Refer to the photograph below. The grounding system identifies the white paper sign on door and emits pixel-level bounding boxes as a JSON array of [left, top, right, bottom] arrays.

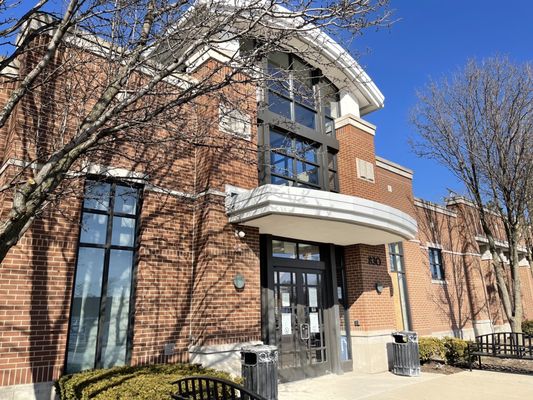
[[308, 287, 318, 308], [309, 312, 320, 333], [281, 313, 292, 335], [282, 292, 290, 307]]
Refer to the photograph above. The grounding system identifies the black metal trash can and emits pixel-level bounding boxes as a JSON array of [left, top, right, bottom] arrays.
[[391, 331, 420, 377], [241, 344, 278, 400]]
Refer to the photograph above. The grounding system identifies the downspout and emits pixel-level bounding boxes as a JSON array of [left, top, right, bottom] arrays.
[[188, 128, 199, 346]]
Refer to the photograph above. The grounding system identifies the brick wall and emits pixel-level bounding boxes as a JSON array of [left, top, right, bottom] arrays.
[[0, 43, 262, 387], [0, 192, 80, 386], [336, 125, 379, 202], [405, 201, 533, 336], [343, 244, 397, 332], [375, 166, 415, 217]]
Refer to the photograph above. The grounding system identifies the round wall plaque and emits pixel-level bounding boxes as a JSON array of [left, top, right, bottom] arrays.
[[233, 274, 245, 289]]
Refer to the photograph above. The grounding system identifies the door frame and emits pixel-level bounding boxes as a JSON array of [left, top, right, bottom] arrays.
[[260, 235, 343, 380]]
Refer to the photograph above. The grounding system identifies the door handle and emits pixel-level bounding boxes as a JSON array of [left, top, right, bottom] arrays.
[[300, 323, 310, 340]]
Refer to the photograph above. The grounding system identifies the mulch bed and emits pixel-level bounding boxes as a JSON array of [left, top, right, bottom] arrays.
[[472, 357, 533, 375], [421, 361, 465, 375], [421, 358, 533, 375]]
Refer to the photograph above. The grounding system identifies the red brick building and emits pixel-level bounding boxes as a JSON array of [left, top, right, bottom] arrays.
[[1, 13, 532, 400]]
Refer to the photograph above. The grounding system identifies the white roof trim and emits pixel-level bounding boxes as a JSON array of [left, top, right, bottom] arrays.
[[205, 0, 384, 114], [334, 114, 376, 135], [375, 156, 413, 179], [414, 198, 457, 217], [475, 236, 528, 253]]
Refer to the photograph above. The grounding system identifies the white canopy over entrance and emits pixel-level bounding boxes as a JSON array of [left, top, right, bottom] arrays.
[[226, 185, 417, 246]]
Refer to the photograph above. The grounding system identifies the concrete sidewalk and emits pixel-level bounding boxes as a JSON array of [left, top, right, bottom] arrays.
[[278, 370, 533, 400]]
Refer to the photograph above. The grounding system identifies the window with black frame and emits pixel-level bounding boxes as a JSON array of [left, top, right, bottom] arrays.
[[335, 247, 351, 363], [389, 242, 404, 272], [66, 180, 141, 373], [261, 51, 340, 192], [429, 247, 445, 281], [269, 129, 321, 188]]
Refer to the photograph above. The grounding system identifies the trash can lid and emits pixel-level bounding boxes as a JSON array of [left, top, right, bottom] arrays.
[[392, 331, 418, 337], [241, 344, 278, 353]]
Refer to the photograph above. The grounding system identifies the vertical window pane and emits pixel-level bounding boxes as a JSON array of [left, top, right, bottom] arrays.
[[111, 217, 136, 247], [268, 91, 291, 120], [269, 130, 292, 153], [321, 80, 340, 118], [292, 59, 315, 108], [272, 240, 297, 259], [114, 186, 138, 215], [295, 138, 317, 163], [80, 213, 108, 245], [328, 170, 338, 192], [100, 250, 133, 368], [294, 103, 316, 130], [66, 248, 105, 373], [325, 117, 335, 135], [296, 161, 319, 185], [328, 152, 337, 170], [268, 63, 291, 97], [271, 152, 293, 178], [429, 248, 444, 280], [84, 182, 110, 211]]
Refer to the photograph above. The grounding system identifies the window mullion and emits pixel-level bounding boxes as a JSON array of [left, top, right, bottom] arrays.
[[94, 182, 116, 369]]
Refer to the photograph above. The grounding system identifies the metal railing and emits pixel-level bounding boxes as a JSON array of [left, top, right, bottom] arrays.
[[468, 332, 533, 370], [172, 376, 267, 400]]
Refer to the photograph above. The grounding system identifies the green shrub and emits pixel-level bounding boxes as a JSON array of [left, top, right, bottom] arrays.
[[55, 363, 238, 400], [418, 337, 445, 363], [522, 320, 533, 336], [443, 337, 470, 366]]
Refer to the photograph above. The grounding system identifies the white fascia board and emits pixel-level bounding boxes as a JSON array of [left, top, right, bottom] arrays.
[[281, 27, 384, 115], [414, 198, 457, 217], [375, 156, 413, 179], [20, 13, 195, 89], [334, 114, 376, 135], [226, 184, 417, 245], [475, 235, 528, 254]]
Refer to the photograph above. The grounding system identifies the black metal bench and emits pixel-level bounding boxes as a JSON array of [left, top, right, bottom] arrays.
[[468, 332, 533, 370], [172, 375, 267, 400]]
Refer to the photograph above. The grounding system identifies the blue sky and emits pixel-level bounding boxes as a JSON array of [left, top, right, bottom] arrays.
[[353, 0, 533, 203]]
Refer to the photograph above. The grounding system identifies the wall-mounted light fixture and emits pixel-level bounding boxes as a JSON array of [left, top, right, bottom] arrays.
[[233, 274, 246, 290], [235, 230, 246, 238], [375, 282, 384, 294]]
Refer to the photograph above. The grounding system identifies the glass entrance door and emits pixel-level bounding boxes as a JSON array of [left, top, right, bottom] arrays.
[[274, 268, 329, 381]]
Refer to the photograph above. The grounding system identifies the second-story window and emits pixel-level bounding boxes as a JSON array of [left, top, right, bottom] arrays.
[[260, 51, 341, 192], [268, 53, 318, 130], [270, 129, 320, 188], [429, 247, 445, 281]]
